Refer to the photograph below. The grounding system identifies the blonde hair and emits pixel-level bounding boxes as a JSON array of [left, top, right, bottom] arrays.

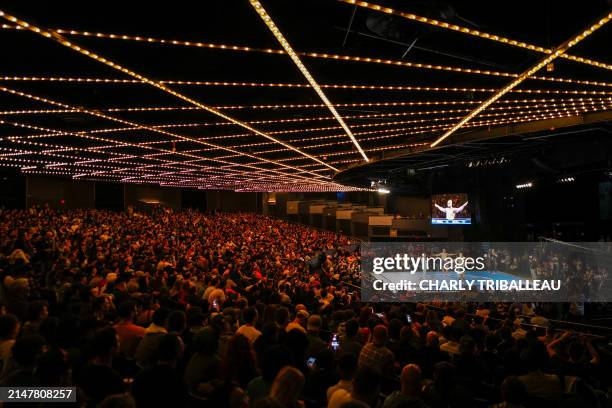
[[269, 366, 304, 407]]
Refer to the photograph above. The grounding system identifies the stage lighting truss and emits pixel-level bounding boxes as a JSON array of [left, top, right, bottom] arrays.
[[0, 2, 610, 191]]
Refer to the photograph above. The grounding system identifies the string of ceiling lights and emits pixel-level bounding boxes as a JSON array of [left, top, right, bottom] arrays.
[[1, 97, 610, 117], [2, 76, 611, 92], [1, 24, 609, 83]]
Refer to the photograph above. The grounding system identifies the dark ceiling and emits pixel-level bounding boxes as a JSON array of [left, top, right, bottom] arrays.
[[0, 0, 610, 191]]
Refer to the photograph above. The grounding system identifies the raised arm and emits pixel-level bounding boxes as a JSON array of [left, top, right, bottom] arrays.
[[456, 201, 469, 212], [581, 335, 600, 365], [434, 203, 446, 212], [547, 330, 572, 357]]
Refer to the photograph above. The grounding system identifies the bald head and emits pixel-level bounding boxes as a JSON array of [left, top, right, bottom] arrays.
[[372, 324, 388, 346], [401, 364, 422, 395], [426, 331, 439, 347], [307, 315, 322, 332]]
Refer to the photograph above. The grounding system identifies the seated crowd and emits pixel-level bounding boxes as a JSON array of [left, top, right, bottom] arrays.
[[0, 207, 610, 407]]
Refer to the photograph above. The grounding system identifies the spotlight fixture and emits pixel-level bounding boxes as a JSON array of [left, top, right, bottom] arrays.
[[557, 177, 575, 183], [516, 182, 534, 189], [370, 180, 389, 193], [467, 157, 509, 168]]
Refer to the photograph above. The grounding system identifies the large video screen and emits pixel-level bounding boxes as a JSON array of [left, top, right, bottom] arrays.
[[431, 193, 471, 225]]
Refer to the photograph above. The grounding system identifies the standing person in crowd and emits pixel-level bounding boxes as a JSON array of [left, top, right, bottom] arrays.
[[0, 314, 20, 378], [269, 366, 305, 408], [327, 353, 357, 402], [237, 306, 262, 344], [358, 325, 395, 373], [76, 327, 125, 406], [383, 364, 428, 408], [132, 334, 187, 408], [114, 301, 146, 358], [339, 319, 363, 357], [328, 365, 382, 408]]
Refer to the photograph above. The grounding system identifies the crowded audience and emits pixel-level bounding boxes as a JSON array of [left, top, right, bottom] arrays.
[[0, 206, 611, 407]]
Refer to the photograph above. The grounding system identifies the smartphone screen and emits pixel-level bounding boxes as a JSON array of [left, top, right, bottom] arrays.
[[406, 314, 412, 324], [307, 357, 316, 369], [331, 334, 340, 352]]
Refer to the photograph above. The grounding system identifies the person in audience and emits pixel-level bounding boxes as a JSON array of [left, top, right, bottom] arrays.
[[0, 314, 20, 377], [221, 333, 259, 389], [423, 361, 472, 408], [439, 326, 461, 356], [453, 335, 487, 385], [269, 366, 305, 408], [490, 376, 527, 408], [286, 309, 309, 334], [237, 306, 262, 344], [327, 353, 357, 402], [184, 326, 220, 392], [394, 324, 422, 368], [247, 345, 292, 405], [383, 363, 428, 408], [419, 331, 446, 379], [20, 300, 48, 337], [132, 333, 187, 408], [328, 365, 382, 408], [77, 327, 125, 406], [306, 315, 327, 359], [517, 342, 562, 402], [114, 301, 146, 358], [358, 324, 395, 373], [450, 309, 469, 337], [135, 308, 169, 368], [168, 310, 187, 336], [304, 348, 338, 404], [1, 335, 46, 386], [338, 319, 362, 357]]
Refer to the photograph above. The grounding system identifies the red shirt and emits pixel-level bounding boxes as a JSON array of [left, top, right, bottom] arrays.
[[114, 321, 146, 357]]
